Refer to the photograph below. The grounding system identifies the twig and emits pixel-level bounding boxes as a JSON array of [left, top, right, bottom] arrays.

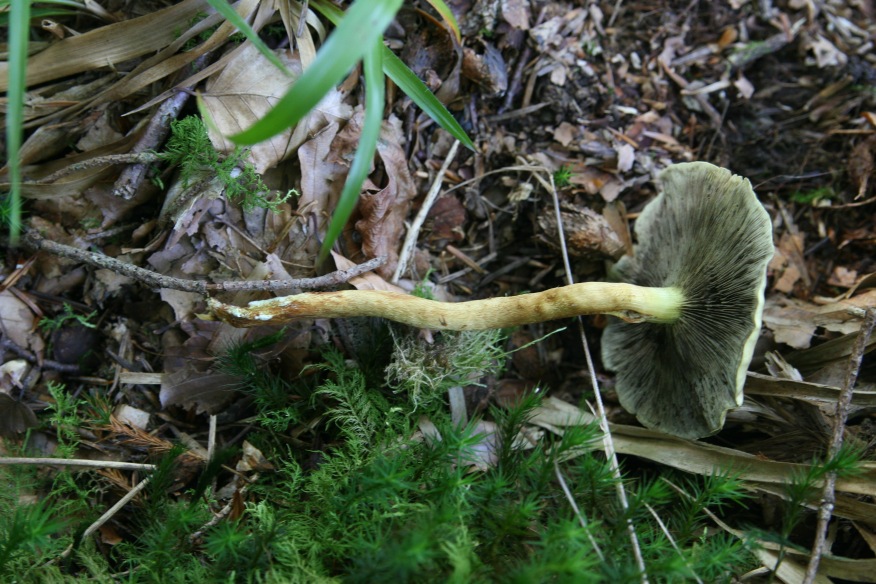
[[23, 229, 386, 294], [60, 476, 152, 559], [189, 474, 259, 543], [554, 459, 605, 561], [392, 139, 460, 283], [0, 457, 156, 471], [546, 171, 649, 583], [644, 502, 704, 584], [499, 44, 533, 114], [0, 337, 81, 373], [113, 56, 208, 200], [33, 153, 161, 184], [803, 308, 876, 584]]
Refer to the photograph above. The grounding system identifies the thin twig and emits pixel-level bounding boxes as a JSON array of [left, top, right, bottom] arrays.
[[545, 171, 649, 583], [0, 457, 156, 471], [803, 308, 876, 584], [60, 476, 152, 559], [34, 153, 162, 184], [189, 474, 259, 543], [392, 139, 460, 283], [644, 502, 704, 584], [114, 55, 208, 200], [554, 459, 605, 561], [0, 337, 81, 373], [23, 229, 386, 294]]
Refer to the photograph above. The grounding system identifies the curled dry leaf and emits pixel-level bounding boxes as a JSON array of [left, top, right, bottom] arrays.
[[461, 43, 508, 96]]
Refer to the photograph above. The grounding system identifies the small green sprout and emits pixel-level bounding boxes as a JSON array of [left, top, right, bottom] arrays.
[[553, 165, 573, 188], [39, 304, 97, 332]]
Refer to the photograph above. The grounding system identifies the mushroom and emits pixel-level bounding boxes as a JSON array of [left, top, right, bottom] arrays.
[[209, 162, 774, 439], [601, 162, 773, 438]]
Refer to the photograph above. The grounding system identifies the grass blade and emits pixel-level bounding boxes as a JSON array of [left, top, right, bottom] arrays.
[[230, 0, 402, 145], [310, 0, 473, 151], [203, 0, 292, 76], [318, 37, 385, 264], [421, 0, 461, 42], [382, 49, 474, 150], [4, 0, 30, 246]]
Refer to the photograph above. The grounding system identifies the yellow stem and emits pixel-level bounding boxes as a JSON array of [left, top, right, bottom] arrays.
[[209, 283, 684, 330]]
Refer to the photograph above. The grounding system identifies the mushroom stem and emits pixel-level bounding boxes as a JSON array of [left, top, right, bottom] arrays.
[[208, 283, 684, 330]]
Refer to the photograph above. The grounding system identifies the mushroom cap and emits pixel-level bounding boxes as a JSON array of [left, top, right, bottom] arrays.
[[601, 162, 774, 439]]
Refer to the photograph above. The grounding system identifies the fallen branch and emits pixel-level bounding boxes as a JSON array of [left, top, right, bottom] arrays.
[[23, 229, 386, 294]]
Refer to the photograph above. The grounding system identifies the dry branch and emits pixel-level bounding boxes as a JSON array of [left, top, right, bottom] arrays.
[[23, 229, 386, 294]]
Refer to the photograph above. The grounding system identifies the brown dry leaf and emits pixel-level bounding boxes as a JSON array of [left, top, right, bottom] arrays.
[[201, 44, 346, 174], [763, 289, 876, 349], [237, 441, 274, 472], [298, 121, 348, 233], [0, 290, 44, 353], [569, 167, 624, 202], [552, 122, 578, 146], [425, 195, 467, 244], [745, 372, 876, 410], [98, 525, 124, 546], [537, 206, 625, 260], [848, 135, 875, 199], [828, 266, 858, 288], [769, 232, 807, 294], [461, 43, 508, 96], [354, 116, 417, 279]]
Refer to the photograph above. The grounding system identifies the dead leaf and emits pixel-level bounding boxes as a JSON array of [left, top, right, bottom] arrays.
[[848, 135, 875, 199], [461, 43, 508, 96], [537, 206, 625, 260], [0, 291, 44, 353], [354, 116, 417, 279], [0, 393, 39, 436], [762, 293, 875, 349], [298, 121, 347, 235], [201, 44, 302, 173], [114, 404, 151, 430], [0, 0, 214, 91], [160, 368, 241, 415], [237, 441, 274, 472], [553, 122, 578, 146], [769, 232, 808, 294], [425, 195, 467, 244], [828, 266, 858, 288], [501, 0, 530, 29]]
